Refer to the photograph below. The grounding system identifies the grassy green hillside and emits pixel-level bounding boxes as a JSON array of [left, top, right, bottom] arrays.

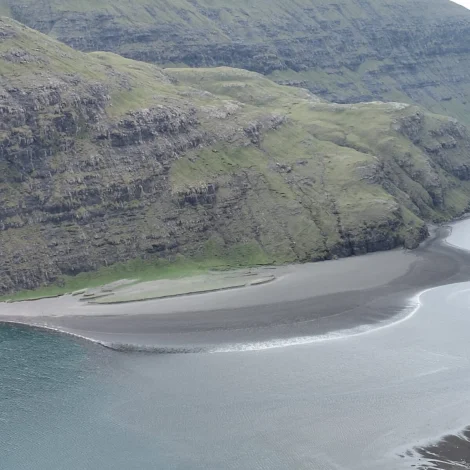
[[1, 17, 470, 295], [1, 0, 470, 123]]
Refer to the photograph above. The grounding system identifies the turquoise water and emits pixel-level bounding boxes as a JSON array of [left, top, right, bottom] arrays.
[[1, 325, 111, 468], [0, 325, 172, 469], [3, 220, 470, 469]]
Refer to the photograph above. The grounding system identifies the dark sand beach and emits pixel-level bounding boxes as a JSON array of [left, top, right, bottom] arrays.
[[2, 224, 470, 351]]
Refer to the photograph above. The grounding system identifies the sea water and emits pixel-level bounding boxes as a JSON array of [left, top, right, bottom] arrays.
[[3, 219, 470, 469]]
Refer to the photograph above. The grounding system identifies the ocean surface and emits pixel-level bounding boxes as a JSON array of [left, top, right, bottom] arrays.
[[2, 220, 470, 470]]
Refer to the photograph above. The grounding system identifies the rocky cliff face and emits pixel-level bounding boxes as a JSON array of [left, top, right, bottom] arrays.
[[2, 0, 470, 124], [1, 18, 470, 294]]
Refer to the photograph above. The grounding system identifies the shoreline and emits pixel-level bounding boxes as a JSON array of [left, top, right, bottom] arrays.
[[2, 223, 470, 351], [0, 289, 426, 354], [4, 221, 470, 470]]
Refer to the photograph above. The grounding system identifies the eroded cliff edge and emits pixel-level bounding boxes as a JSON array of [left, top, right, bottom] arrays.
[[1, 18, 470, 293]]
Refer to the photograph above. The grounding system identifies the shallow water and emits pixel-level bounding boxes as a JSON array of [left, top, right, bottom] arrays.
[[3, 221, 470, 469]]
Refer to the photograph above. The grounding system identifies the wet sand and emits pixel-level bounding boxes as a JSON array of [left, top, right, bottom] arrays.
[[2, 225, 470, 350], [415, 428, 470, 469]]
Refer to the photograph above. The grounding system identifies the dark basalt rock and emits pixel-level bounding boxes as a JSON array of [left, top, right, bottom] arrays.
[[0, 16, 470, 294]]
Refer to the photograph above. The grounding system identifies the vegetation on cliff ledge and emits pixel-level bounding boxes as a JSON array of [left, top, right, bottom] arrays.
[[1, 17, 470, 295]]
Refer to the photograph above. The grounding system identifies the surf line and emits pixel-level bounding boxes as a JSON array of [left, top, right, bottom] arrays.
[[0, 319, 106, 347], [0, 287, 435, 354], [208, 287, 434, 353], [104, 286, 436, 354]]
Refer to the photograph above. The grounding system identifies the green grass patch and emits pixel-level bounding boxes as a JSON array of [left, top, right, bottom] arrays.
[[0, 241, 275, 302]]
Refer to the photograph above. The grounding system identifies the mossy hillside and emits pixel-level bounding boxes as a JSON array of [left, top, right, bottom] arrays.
[[0, 20, 303, 294], [2, 19, 470, 295], [0, 20, 183, 108], [170, 68, 470, 223], [2, 0, 470, 126]]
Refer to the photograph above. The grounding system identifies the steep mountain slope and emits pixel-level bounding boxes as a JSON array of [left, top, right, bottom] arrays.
[[2, 0, 470, 124], [1, 17, 470, 293]]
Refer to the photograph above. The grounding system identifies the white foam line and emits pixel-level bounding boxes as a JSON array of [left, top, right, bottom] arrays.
[[0, 319, 105, 346], [0, 287, 434, 354], [208, 288, 434, 353]]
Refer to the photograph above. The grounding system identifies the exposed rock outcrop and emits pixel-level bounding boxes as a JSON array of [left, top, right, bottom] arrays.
[[1, 18, 470, 294]]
